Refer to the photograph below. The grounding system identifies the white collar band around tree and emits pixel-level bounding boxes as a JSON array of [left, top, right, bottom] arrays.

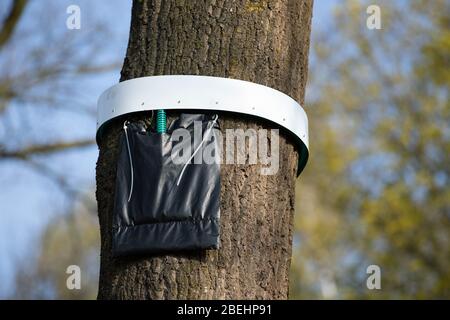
[[96, 75, 309, 175]]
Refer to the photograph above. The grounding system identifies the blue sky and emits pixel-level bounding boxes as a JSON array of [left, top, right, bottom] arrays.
[[0, 0, 337, 297]]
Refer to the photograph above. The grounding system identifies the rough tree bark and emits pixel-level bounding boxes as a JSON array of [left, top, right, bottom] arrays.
[[96, 0, 313, 299]]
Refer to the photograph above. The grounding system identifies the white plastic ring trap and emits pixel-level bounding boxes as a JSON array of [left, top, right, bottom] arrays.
[[97, 75, 309, 175]]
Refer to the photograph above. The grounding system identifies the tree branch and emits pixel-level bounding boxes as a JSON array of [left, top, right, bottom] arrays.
[[0, 0, 28, 49], [0, 139, 94, 159], [25, 159, 80, 198], [75, 62, 121, 74]]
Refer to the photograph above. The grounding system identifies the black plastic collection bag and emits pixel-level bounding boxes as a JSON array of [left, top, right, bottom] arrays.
[[112, 113, 221, 257]]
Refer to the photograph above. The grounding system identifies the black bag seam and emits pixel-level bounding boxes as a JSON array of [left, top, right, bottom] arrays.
[[112, 216, 219, 231]]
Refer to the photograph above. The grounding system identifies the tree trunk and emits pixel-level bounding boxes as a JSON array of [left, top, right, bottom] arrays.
[[96, 0, 313, 299]]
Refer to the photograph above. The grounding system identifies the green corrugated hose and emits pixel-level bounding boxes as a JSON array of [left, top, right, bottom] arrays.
[[156, 109, 166, 133]]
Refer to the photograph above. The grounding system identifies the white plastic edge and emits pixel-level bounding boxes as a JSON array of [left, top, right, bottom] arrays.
[[97, 75, 309, 152]]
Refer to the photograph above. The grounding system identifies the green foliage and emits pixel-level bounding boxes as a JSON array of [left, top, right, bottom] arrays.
[[290, 0, 450, 299]]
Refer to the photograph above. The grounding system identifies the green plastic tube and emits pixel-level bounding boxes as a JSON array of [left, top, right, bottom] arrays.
[[156, 109, 166, 133]]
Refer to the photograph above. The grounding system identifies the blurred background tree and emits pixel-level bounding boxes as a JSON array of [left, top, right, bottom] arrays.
[[290, 0, 450, 299], [12, 194, 99, 299], [1, 0, 449, 299], [0, 0, 128, 298]]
